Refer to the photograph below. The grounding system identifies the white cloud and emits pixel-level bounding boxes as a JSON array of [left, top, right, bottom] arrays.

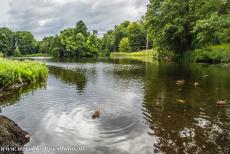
[[0, 0, 149, 40]]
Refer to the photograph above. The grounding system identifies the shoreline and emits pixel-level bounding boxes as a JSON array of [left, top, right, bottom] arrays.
[[0, 82, 28, 98]]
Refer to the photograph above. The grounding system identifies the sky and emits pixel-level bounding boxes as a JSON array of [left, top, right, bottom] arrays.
[[0, 0, 149, 40]]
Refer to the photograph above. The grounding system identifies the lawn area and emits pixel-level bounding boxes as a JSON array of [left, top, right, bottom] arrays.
[[110, 49, 158, 63]]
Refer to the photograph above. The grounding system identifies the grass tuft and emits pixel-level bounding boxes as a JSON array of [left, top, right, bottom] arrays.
[[0, 58, 48, 89]]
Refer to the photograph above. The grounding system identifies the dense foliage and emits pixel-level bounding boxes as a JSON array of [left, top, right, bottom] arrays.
[[15, 31, 36, 55], [184, 44, 230, 63], [0, 1, 229, 60], [101, 21, 148, 54], [0, 58, 48, 89], [145, 0, 230, 53], [0, 27, 15, 56], [37, 20, 101, 57]]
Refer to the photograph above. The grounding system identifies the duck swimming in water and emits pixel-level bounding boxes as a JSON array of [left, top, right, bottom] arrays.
[[92, 110, 101, 119]]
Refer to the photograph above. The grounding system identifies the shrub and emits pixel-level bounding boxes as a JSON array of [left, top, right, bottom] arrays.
[[184, 44, 230, 63]]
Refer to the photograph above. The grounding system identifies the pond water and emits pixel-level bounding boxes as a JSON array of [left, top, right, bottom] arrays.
[[1, 58, 230, 154]]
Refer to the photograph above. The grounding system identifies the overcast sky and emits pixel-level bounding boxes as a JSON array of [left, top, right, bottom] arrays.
[[0, 0, 149, 40]]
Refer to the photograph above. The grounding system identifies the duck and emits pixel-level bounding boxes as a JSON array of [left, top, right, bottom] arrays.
[[217, 99, 226, 106], [176, 80, 185, 85], [92, 110, 101, 119]]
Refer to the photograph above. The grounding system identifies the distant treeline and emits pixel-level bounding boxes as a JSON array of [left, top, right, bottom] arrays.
[[0, 0, 229, 58], [0, 20, 148, 57]]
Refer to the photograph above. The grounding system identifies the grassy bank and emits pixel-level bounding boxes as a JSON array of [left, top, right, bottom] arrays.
[[110, 49, 158, 63], [112, 45, 230, 64], [181, 44, 230, 63], [0, 58, 48, 91], [14, 53, 51, 58]]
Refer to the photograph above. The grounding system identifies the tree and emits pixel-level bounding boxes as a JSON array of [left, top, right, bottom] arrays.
[[0, 27, 15, 56], [145, 0, 192, 53], [60, 28, 76, 56], [145, 0, 230, 53], [113, 21, 130, 51], [192, 13, 230, 48], [191, 0, 230, 48], [15, 31, 36, 54], [119, 37, 130, 52], [86, 34, 100, 57], [101, 30, 114, 55], [75, 20, 88, 37], [127, 22, 146, 51], [75, 33, 87, 56]]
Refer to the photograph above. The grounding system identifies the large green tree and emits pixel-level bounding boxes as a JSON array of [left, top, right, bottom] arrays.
[[112, 21, 130, 52], [145, 0, 230, 53], [101, 30, 114, 55], [86, 33, 100, 57], [146, 0, 192, 53], [15, 31, 36, 54], [127, 22, 146, 51], [75, 20, 88, 37], [0, 27, 15, 56]]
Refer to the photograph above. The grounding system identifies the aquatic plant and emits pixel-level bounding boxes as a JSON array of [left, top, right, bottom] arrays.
[[0, 58, 48, 89]]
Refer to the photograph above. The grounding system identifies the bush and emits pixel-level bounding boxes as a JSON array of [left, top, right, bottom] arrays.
[[0, 58, 48, 89], [184, 44, 230, 63]]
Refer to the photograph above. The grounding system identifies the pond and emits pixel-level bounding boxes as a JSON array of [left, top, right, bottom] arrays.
[[1, 58, 230, 154]]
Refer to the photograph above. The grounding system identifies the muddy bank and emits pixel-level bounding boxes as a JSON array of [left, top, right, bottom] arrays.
[[0, 116, 30, 153]]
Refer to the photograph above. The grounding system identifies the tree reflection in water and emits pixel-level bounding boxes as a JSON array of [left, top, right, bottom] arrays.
[[143, 63, 230, 153]]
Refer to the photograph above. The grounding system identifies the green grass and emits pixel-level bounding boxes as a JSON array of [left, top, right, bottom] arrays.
[[110, 49, 158, 63], [0, 52, 4, 58], [183, 44, 230, 63], [0, 58, 48, 90], [15, 53, 51, 57]]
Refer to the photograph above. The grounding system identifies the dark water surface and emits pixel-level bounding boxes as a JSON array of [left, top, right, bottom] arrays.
[[1, 58, 230, 154]]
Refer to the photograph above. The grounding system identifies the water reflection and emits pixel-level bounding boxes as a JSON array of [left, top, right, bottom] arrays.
[[49, 66, 87, 93], [1, 59, 230, 154], [0, 83, 46, 110], [143, 63, 230, 153]]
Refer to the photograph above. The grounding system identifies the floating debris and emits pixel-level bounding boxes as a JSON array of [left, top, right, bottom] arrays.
[[176, 99, 185, 103], [92, 110, 101, 119], [217, 100, 226, 106], [194, 82, 199, 87], [176, 80, 185, 85]]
